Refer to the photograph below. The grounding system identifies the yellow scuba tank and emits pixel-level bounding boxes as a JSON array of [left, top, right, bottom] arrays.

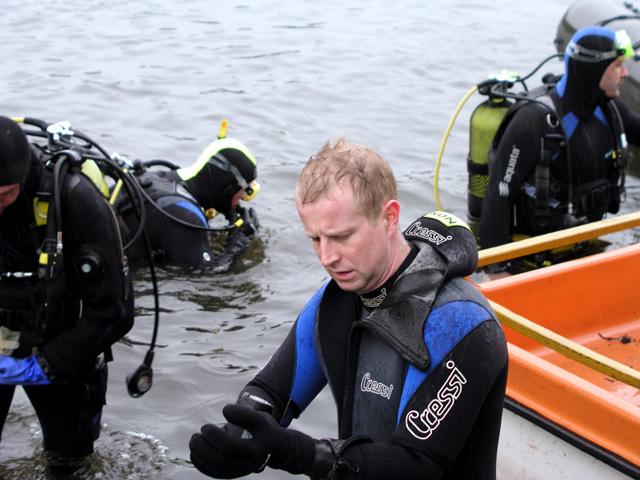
[[467, 96, 512, 221]]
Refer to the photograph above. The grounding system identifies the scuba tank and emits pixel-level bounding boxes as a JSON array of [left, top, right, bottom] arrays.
[[467, 95, 512, 221]]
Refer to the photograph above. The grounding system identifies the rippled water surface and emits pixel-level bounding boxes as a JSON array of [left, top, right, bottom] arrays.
[[3, 1, 640, 478]]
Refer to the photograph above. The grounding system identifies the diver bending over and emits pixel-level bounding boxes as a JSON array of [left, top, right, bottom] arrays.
[[114, 135, 260, 272], [0, 116, 134, 470]]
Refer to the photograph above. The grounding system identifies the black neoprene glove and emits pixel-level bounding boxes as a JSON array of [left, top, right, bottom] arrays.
[[235, 206, 259, 239], [206, 227, 251, 274], [189, 403, 318, 478]]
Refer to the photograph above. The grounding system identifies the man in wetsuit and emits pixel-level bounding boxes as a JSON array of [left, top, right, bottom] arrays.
[[114, 137, 260, 272], [0, 117, 134, 471], [479, 26, 640, 274], [190, 138, 508, 479]]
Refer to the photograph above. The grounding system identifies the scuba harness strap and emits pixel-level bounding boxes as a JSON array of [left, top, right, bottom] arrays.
[[605, 99, 628, 213], [533, 94, 564, 227], [35, 148, 118, 362], [37, 150, 75, 345]]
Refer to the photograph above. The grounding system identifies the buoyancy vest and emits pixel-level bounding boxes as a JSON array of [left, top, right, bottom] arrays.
[[488, 86, 628, 233], [0, 152, 119, 359]]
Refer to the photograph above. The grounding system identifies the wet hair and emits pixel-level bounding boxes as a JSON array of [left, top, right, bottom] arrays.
[[0, 116, 30, 187], [295, 137, 398, 221]]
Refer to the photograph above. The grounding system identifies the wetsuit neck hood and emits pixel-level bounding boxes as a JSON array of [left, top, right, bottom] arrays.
[[360, 241, 448, 370], [359, 244, 418, 310], [179, 139, 258, 214], [557, 26, 618, 119], [183, 161, 240, 214], [357, 211, 479, 369]]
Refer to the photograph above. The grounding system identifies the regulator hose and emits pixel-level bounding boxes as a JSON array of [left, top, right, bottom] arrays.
[[433, 85, 479, 211]]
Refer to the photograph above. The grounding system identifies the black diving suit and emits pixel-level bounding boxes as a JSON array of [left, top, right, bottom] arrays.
[[0, 148, 134, 459]]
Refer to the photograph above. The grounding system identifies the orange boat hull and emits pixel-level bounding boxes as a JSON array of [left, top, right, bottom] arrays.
[[476, 243, 640, 473]]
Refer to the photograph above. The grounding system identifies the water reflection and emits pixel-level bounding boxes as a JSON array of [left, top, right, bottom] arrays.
[[131, 234, 268, 315], [0, 406, 170, 480]]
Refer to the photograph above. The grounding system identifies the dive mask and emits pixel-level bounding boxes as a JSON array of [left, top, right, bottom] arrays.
[[209, 153, 260, 201], [567, 29, 635, 62]]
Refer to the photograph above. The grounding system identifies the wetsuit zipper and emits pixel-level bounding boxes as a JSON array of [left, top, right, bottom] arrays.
[[339, 323, 359, 439]]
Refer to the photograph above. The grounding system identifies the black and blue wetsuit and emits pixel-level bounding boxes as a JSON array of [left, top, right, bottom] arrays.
[[479, 95, 640, 252], [114, 138, 259, 271], [236, 225, 508, 478], [116, 168, 215, 267], [115, 168, 251, 271]]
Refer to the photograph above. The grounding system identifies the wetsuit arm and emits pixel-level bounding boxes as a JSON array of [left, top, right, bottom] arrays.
[[241, 286, 328, 425], [189, 288, 330, 478], [479, 105, 544, 255], [39, 176, 134, 381], [208, 206, 259, 273], [238, 326, 304, 423]]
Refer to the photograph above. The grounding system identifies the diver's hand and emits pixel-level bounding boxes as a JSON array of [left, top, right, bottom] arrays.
[[189, 404, 316, 478], [235, 206, 259, 239], [189, 417, 260, 479]]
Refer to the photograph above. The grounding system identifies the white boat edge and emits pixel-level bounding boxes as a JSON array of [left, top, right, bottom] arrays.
[[497, 408, 635, 479]]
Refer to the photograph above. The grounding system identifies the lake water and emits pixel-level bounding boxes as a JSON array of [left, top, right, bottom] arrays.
[[3, 1, 640, 478]]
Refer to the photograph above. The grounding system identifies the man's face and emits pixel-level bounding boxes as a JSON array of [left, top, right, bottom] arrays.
[[230, 188, 246, 208], [297, 184, 394, 294], [0, 184, 20, 215], [600, 58, 628, 98]]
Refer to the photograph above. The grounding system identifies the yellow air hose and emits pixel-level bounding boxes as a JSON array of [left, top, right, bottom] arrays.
[[433, 85, 478, 210]]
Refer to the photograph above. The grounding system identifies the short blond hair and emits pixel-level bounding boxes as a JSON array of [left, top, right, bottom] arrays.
[[295, 137, 398, 221]]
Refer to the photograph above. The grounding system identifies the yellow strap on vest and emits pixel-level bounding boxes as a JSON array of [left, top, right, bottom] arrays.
[[33, 197, 49, 227], [33, 159, 108, 226], [81, 160, 110, 197]]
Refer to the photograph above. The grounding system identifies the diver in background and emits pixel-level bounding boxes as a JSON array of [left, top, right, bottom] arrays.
[[479, 26, 640, 275], [114, 133, 260, 272]]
